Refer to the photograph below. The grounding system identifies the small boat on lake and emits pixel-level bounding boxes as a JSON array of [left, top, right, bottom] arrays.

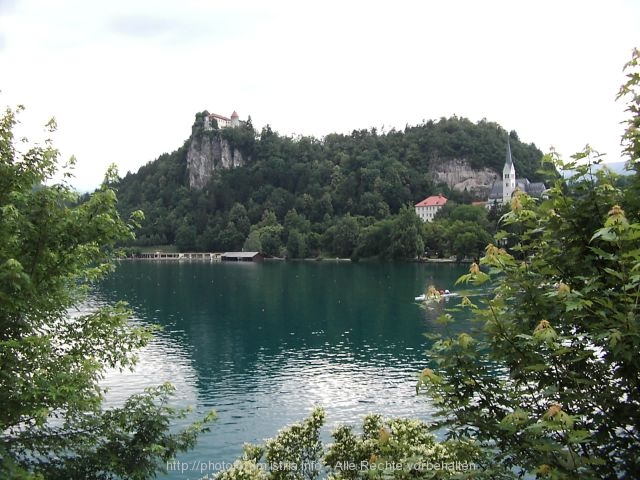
[[415, 286, 456, 302]]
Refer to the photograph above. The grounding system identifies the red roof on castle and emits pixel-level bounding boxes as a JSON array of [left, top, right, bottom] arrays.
[[231, 111, 239, 118], [415, 195, 448, 207]]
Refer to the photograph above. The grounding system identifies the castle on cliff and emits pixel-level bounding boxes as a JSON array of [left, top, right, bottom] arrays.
[[204, 111, 240, 130]]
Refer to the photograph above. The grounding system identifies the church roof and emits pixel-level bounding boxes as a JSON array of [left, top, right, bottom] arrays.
[[527, 182, 546, 196], [488, 178, 546, 200], [231, 111, 239, 118], [488, 182, 503, 199]]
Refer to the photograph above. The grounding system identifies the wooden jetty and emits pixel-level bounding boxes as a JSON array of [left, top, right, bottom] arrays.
[[125, 251, 264, 262], [129, 252, 223, 262]]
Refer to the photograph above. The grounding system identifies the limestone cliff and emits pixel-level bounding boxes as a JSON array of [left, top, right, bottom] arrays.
[[429, 159, 498, 197], [186, 133, 246, 189]]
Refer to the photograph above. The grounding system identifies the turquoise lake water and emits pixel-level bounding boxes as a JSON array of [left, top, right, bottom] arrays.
[[94, 261, 474, 479]]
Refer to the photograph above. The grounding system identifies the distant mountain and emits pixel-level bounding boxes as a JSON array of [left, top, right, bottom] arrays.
[[601, 161, 630, 175], [561, 161, 631, 178]]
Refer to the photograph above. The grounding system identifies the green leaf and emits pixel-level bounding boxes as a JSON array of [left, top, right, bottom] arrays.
[[591, 227, 617, 242], [568, 430, 592, 444], [524, 364, 549, 372], [589, 246, 615, 260], [604, 267, 624, 280]]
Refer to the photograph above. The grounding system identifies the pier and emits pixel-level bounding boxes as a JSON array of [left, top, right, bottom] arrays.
[[125, 251, 264, 262], [128, 252, 223, 261]]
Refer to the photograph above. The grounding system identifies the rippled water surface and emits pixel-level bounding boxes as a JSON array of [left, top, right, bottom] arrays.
[[95, 261, 471, 479]]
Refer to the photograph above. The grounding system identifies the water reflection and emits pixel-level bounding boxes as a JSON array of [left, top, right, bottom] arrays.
[[73, 297, 200, 409], [100, 334, 199, 409], [95, 261, 469, 478]]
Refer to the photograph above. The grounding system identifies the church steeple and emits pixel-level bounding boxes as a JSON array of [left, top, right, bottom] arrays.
[[505, 137, 513, 168], [502, 136, 516, 204]]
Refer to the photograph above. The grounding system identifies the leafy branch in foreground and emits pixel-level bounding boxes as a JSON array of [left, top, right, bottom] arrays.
[[212, 408, 508, 480], [0, 105, 214, 479], [418, 49, 640, 479]]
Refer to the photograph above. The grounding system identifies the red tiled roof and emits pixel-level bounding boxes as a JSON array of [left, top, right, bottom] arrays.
[[415, 195, 448, 207], [231, 111, 239, 118]]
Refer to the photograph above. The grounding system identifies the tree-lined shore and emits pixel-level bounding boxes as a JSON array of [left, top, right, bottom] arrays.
[[114, 116, 544, 260]]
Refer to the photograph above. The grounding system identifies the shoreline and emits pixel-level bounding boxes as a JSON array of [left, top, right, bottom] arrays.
[[119, 256, 471, 264], [119, 252, 472, 264]]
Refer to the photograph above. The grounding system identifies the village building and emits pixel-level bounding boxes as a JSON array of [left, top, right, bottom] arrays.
[[415, 194, 448, 222], [487, 139, 546, 207], [204, 111, 240, 130]]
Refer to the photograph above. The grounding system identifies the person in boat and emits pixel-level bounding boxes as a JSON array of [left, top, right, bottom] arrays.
[[426, 285, 440, 298]]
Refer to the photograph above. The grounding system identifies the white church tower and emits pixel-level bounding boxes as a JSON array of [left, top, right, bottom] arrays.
[[502, 138, 516, 204]]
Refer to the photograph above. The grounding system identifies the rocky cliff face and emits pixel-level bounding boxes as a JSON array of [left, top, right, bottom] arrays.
[[186, 133, 246, 189], [429, 159, 498, 197]]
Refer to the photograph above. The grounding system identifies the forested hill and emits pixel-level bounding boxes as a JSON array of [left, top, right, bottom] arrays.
[[115, 114, 544, 258]]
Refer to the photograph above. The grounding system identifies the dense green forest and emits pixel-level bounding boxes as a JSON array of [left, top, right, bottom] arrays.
[[115, 115, 545, 259]]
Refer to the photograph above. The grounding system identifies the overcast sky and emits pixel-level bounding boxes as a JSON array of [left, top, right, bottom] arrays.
[[1, 0, 638, 191]]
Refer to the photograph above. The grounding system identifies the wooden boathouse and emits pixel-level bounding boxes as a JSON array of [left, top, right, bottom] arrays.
[[220, 252, 264, 262]]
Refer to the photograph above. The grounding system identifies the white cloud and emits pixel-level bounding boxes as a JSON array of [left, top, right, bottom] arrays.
[[1, 0, 638, 191]]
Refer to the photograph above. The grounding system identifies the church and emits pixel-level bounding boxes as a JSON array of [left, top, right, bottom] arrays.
[[487, 139, 546, 207]]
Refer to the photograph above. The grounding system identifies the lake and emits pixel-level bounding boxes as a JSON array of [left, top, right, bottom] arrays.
[[94, 260, 472, 479]]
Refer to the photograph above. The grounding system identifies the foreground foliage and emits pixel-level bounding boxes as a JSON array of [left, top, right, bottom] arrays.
[[0, 107, 214, 479], [212, 408, 507, 480], [419, 49, 640, 479]]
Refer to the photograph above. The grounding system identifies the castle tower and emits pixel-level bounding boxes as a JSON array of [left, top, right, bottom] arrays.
[[502, 138, 516, 204], [231, 111, 240, 127]]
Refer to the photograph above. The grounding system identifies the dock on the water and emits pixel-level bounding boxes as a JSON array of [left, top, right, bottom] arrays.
[[126, 251, 264, 262], [129, 252, 223, 261]]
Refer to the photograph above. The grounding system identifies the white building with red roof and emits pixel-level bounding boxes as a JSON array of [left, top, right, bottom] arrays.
[[415, 194, 448, 222], [204, 110, 240, 130]]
